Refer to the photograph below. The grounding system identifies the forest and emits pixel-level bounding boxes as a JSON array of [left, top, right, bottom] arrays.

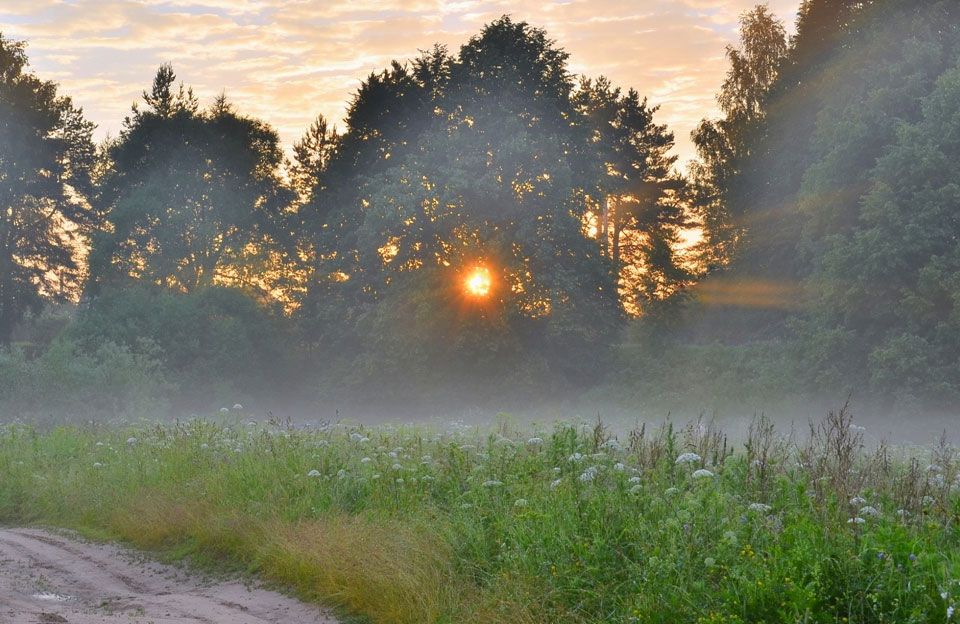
[[2, 0, 960, 420]]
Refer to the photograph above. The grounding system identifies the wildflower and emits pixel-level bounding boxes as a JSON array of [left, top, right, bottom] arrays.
[[391, 463, 403, 471], [514, 499, 528, 508], [482, 480, 503, 488], [848, 423, 866, 432], [526, 437, 544, 447], [923, 495, 935, 507], [553, 467, 562, 474], [692, 469, 715, 479], [897, 509, 911, 518], [396, 478, 404, 484], [421, 475, 434, 482], [748, 503, 772, 514], [219, 407, 230, 414], [628, 476, 642, 484], [307, 470, 321, 477], [316, 440, 329, 447], [613, 462, 626, 472], [93, 462, 103, 468], [337, 469, 347, 479], [579, 466, 600, 482], [200, 443, 209, 449], [233, 404, 243, 410], [389, 451, 398, 458], [849, 496, 867, 506], [629, 484, 642, 494], [126, 437, 137, 446], [675, 452, 701, 465], [550, 478, 563, 489], [848, 517, 866, 525], [928, 464, 943, 473], [601, 439, 621, 451], [350, 433, 363, 442], [568, 452, 584, 463], [704, 557, 716, 567], [859, 506, 881, 518], [372, 473, 381, 480], [949, 605, 955, 620], [664, 487, 680, 497]]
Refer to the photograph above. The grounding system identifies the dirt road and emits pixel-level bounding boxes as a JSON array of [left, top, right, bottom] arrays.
[[0, 528, 338, 624]]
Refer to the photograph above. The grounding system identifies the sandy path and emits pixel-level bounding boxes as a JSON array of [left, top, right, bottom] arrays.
[[0, 528, 338, 624]]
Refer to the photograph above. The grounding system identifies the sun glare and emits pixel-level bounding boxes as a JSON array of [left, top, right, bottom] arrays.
[[464, 266, 492, 298]]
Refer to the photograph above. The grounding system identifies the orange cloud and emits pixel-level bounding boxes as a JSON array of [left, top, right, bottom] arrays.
[[2, 0, 799, 165]]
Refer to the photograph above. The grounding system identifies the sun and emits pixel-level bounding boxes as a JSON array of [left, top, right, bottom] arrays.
[[464, 266, 492, 298]]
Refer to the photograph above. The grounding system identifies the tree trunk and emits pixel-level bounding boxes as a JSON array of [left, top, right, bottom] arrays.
[[599, 194, 609, 257]]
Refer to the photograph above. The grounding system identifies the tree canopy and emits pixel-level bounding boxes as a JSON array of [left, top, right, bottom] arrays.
[[0, 32, 96, 344]]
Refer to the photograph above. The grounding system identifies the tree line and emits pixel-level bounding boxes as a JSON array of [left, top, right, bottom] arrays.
[[3, 2, 960, 416]]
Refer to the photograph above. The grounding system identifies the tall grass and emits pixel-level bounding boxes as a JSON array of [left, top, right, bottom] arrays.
[[1, 406, 959, 623]]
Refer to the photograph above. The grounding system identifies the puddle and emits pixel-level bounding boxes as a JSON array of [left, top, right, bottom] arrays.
[[32, 592, 74, 602]]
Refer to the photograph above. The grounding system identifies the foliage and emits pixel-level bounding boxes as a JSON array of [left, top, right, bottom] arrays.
[[66, 285, 298, 409], [0, 32, 96, 344], [88, 65, 296, 299]]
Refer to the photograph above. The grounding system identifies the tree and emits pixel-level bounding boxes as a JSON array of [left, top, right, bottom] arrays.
[[691, 5, 787, 267], [89, 65, 294, 299], [297, 17, 624, 396], [0, 33, 96, 344], [576, 80, 689, 311]]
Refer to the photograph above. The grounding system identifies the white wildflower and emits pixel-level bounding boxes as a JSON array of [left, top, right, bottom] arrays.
[[748, 503, 772, 514], [126, 437, 137, 446], [514, 498, 528, 508], [692, 469, 715, 479], [628, 476, 642, 484], [675, 452, 701, 465], [307, 469, 321, 477], [849, 496, 867, 506], [613, 462, 626, 472], [579, 466, 600, 482], [482, 480, 503, 488], [93, 462, 103, 468], [219, 407, 230, 414], [392, 463, 403, 471], [665, 487, 680, 496], [361, 457, 372, 463], [526, 437, 544, 447], [233, 404, 243, 410], [550, 478, 563, 489], [859, 506, 881, 518], [568, 452, 584, 463], [337, 469, 347, 479], [848, 517, 866, 525], [629, 484, 642, 494]]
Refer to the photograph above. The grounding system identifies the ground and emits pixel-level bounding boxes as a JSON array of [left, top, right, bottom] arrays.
[[0, 528, 337, 624]]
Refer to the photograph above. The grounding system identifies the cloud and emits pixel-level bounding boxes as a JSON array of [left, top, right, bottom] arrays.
[[1, 0, 800, 165]]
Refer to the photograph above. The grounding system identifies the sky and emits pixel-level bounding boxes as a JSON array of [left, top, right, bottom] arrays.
[[1, 0, 799, 166]]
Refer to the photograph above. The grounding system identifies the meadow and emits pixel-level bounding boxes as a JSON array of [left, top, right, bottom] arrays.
[[1, 406, 959, 624]]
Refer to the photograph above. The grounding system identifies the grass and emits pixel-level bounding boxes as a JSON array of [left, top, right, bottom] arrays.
[[1, 405, 959, 623]]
